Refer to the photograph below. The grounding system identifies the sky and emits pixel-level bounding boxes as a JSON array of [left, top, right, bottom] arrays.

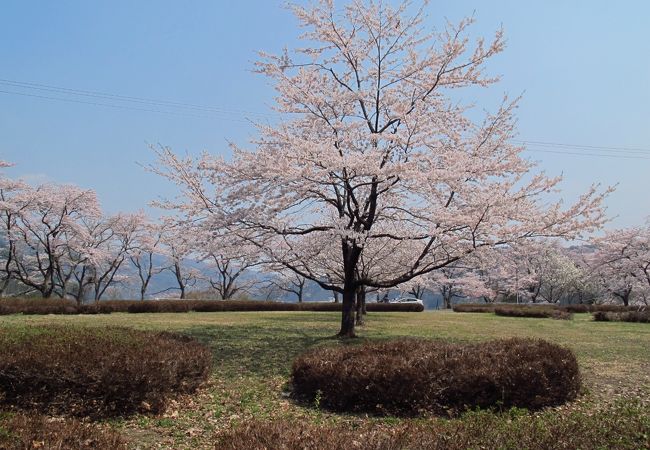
[[1, 0, 649, 228]]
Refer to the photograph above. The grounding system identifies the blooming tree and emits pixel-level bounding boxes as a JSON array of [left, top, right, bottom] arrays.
[[9, 183, 101, 298], [159, 222, 201, 299], [587, 226, 650, 306], [153, 0, 608, 336], [262, 267, 309, 302], [85, 213, 144, 302], [128, 220, 167, 300], [0, 162, 32, 296]]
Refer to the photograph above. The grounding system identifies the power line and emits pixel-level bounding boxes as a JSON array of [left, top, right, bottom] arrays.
[[0, 78, 274, 119], [523, 148, 650, 160], [0, 89, 251, 123], [515, 139, 650, 154], [2, 77, 647, 161]]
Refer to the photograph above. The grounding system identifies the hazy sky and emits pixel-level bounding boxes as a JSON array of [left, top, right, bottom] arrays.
[[1, 1, 649, 228]]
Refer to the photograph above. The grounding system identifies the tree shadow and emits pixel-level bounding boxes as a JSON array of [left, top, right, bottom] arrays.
[[183, 324, 338, 378]]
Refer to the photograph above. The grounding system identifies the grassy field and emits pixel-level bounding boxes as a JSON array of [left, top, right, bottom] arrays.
[[0, 310, 648, 448]]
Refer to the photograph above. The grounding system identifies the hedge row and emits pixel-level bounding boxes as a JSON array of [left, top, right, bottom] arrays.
[[452, 303, 497, 313], [494, 306, 573, 320], [593, 310, 650, 323], [0, 412, 126, 449], [0, 298, 424, 315], [0, 326, 212, 418], [291, 338, 580, 416], [214, 400, 650, 450], [454, 302, 646, 315], [564, 304, 647, 313]]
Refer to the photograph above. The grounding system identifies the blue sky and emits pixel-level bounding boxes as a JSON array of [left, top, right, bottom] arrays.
[[1, 1, 649, 228]]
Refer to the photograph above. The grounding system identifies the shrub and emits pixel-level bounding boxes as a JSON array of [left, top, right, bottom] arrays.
[[291, 338, 580, 416], [214, 400, 650, 450], [593, 310, 650, 323], [365, 302, 424, 312], [452, 303, 496, 313], [564, 304, 646, 313], [125, 300, 423, 314], [0, 298, 78, 315], [0, 326, 212, 418], [563, 304, 590, 313], [0, 412, 126, 449], [0, 298, 424, 315], [494, 305, 571, 320], [127, 300, 192, 313]]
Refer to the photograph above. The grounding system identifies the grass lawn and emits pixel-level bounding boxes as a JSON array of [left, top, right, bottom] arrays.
[[0, 310, 648, 448]]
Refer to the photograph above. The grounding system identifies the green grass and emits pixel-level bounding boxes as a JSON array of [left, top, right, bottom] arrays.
[[0, 310, 648, 448]]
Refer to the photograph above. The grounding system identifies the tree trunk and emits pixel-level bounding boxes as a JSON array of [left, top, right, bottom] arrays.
[[442, 287, 452, 309], [338, 240, 361, 338], [339, 285, 356, 337], [355, 286, 365, 326]]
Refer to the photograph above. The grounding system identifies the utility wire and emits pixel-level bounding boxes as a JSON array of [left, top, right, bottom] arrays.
[[0, 78, 273, 119], [0, 89, 251, 123], [2, 77, 648, 160], [515, 139, 650, 154], [523, 148, 650, 160]]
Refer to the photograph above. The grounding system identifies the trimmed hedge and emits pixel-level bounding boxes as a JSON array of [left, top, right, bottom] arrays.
[[127, 300, 424, 313], [291, 338, 580, 416], [0, 412, 126, 449], [494, 306, 573, 320], [0, 298, 423, 315], [565, 304, 647, 313], [214, 400, 650, 450], [454, 303, 646, 315], [452, 303, 496, 313], [0, 326, 212, 418], [593, 310, 650, 323], [0, 298, 79, 315]]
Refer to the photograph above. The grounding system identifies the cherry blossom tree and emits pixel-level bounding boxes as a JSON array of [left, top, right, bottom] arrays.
[[587, 227, 650, 306], [9, 183, 101, 298], [197, 231, 263, 300], [0, 162, 33, 296], [153, 0, 608, 336], [159, 223, 201, 299], [263, 267, 308, 302], [129, 220, 166, 300], [86, 213, 144, 302]]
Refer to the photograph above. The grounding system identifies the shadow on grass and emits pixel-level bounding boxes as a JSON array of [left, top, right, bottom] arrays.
[[183, 324, 339, 378]]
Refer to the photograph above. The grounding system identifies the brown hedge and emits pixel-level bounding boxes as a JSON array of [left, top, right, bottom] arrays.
[[494, 306, 573, 320], [452, 303, 497, 313], [0, 412, 126, 449], [127, 300, 423, 313], [0, 326, 212, 418], [291, 338, 580, 416], [593, 310, 650, 323], [565, 304, 646, 313], [214, 400, 650, 450], [0, 298, 79, 315], [0, 298, 423, 315]]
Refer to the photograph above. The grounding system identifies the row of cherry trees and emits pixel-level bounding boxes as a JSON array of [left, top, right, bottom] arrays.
[[399, 239, 650, 308], [2, 158, 648, 310], [0, 161, 265, 302]]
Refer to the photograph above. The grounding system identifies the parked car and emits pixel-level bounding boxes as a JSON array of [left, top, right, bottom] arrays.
[[390, 297, 424, 306]]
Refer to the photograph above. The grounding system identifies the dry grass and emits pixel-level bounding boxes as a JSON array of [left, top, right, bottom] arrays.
[[292, 338, 580, 415], [0, 326, 212, 418]]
